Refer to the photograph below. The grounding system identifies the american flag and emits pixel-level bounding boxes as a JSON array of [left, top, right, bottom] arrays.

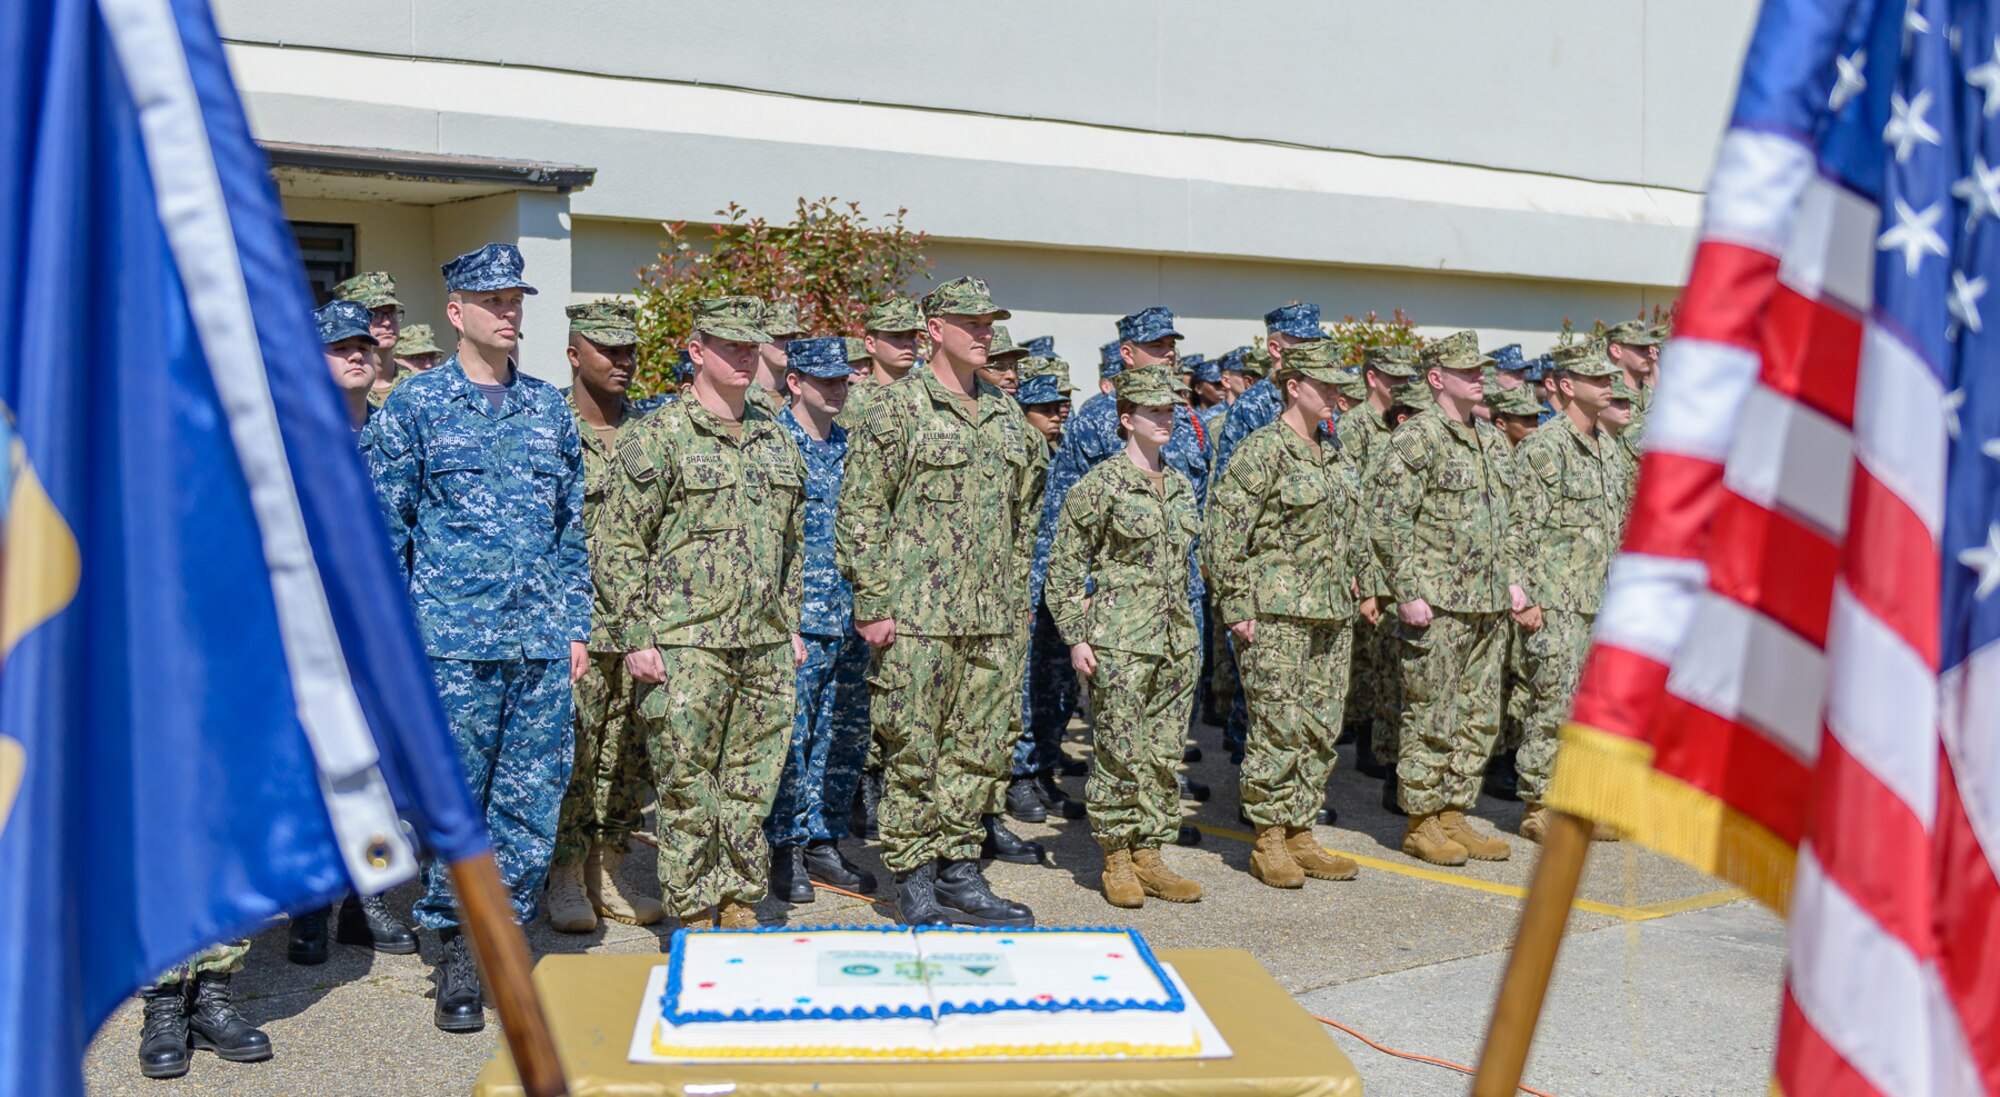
[[1545, 0, 2000, 1092]]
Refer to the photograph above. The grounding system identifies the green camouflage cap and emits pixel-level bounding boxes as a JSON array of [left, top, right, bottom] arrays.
[[1549, 340, 1622, 377], [988, 324, 1029, 359], [1419, 330, 1492, 372], [331, 271, 400, 310], [862, 296, 926, 333], [1604, 319, 1663, 347], [565, 299, 638, 347], [1488, 385, 1544, 418], [1648, 322, 1672, 345], [692, 296, 771, 344], [1333, 367, 1369, 401], [1112, 365, 1182, 406], [1240, 346, 1273, 379], [1275, 337, 1350, 383], [761, 300, 803, 339], [844, 336, 870, 364], [1609, 374, 1640, 402], [394, 322, 441, 357], [921, 275, 1012, 320], [1022, 354, 1076, 394], [1363, 343, 1421, 379]]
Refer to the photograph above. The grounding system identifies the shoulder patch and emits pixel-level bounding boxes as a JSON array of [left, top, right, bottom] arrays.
[[1523, 439, 1561, 484], [618, 437, 658, 482], [1390, 425, 1433, 470]]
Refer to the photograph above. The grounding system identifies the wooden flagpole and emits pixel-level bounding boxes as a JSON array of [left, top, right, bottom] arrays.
[[449, 853, 568, 1097], [1470, 809, 1595, 1097]]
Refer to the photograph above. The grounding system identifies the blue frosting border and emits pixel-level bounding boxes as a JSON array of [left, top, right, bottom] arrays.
[[658, 925, 1184, 1026]]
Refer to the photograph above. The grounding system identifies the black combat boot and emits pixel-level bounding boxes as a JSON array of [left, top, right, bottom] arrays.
[[934, 861, 1035, 927], [286, 907, 328, 966], [769, 844, 814, 903], [803, 839, 876, 894], [893, 863, 951, 926], [851, 768, 883, 841], [1483, 752, 1520, 801], [1175, 824, 1202, 847], [1178, 774, 1211, 803], [1355, 727, 1387, 778], [1059, 756, 1090, 778], [433, 928, 486, 1033], [1003, 776, 1048, 823], [187, 972, 271, 1063], [979, 814, 1046, 865], [337, 894, 417, 954], [1317, 798, 1339, 827], [136, 983, 191, 1079], [1032, 770, 1086, 820], [1183, 743, 1203, 764], [1382, 772, 1406, 816]]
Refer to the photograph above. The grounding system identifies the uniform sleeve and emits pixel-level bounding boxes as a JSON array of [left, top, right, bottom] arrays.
[[834, 399, 907, 622], [594, 429, 669, 651], [554, 408, 593, 644], [782, 446, 807, 633], [1374, 429, 1431, 608], [362, 401, 420, 585], [1510, 440, 1559, 606], [1201, 439, 1269, 628], [1043, 479, 1104, 648], [1030, 430, 1090, 608]]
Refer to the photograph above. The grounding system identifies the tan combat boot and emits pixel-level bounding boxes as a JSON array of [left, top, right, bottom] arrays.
[[717, 900, 760, 929], [1284, 828, 1359, 881], [1131, 848, 1202, 902], [1101, 849, 1144, 909], [679, 907, 716, 931], [1248, 825, 1306, 889], [590, 842, 665, 926], [543, 861, 596, 933], [1519, 805, 1549, 844], [1439, 810, 1510, 861], [1402, 813, 1470, 866]]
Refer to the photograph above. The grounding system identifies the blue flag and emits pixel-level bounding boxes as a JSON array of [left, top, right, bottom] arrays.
[[0, 0, 487, 1093]]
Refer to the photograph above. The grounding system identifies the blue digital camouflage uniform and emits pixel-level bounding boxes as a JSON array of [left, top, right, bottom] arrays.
[[766, 404, 872, 848], [365, 356, 590, 929]]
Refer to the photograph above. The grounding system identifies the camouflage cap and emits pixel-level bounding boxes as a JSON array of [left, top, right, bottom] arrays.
[[674, 349, 696, 383], [1522, 353, 1555, 383], [1117, 306, 1184, 344], [1022, 355, 1075, 394], [1419, 330, 1492, 372], [1099, 339, 1125, 379], [1333, 366, 1369, 401], [862, 296, 926, 333], [1489, 343, 1530, 372], [761, 300, 803, 339], [1604, 319, 1663, 347], [692, 296, 771, 344], [1362, 343, 1420, 379], [331, 271, 400, 310], [1241, 346, 1273, 379], [1275, 337, 1349, 383], [1186, 354, 1221, 385], [785, 336, 851, 379], [989, 324, 1029, 359], [1112, 365, 1182, 406], [1263, 302, 1325, 340], [395, 322, 442, 357], [844, 336, 871, 364], [1217, 347, 1247, 373], [565, 299, 638, 347], [1021, 336, 1055, 357], [921, 275, 1011, 319], [1015, 374, 1068, 406], [1609, 375, 1640, 402], [441, 242, 537, 295], [1488, 385, 1544, 418], [314, 299, 377, 346], [1549, 340, 1622, 378]]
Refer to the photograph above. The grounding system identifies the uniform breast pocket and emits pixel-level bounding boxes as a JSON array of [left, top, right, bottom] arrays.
[[1108, 500, 1161, 563], [914, 437, 968, 502], [425, 441, 487, 511], [678, 454, 740, 531], [1559, 476, 1605, 525], [1279, 474, 1326, 511]]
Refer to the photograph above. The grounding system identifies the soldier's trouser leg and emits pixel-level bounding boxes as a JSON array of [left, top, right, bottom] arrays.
[[768, 632, 871, 847], [1364, 615, 1403, 768], [554, 653, 650, 866], [1239, 617, 1352, 828], [1395, 612, 1504, 816], [984, 623, 1033, 813], [870, 633, 1012, 873], [1014, 603, 1076, 777], [152, 941, 251, 987], [414, 658, 574, 929], [1223, 639, 1250, 756], [1500, 621, 1528, 753], [1514, 611, 1594, 805], [1086, 645, 1199, 851], [643, 642, 793, 918]]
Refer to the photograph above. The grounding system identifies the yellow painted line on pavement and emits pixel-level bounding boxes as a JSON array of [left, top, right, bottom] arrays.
[[1187, 821, 1744, 923]]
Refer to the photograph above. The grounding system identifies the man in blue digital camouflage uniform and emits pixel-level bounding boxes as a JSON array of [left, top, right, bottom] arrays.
[[767, 336, 878, 904], [364, 242, 589, 1034]]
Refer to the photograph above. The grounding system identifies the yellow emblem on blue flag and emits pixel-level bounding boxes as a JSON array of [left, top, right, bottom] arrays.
[[0, 406, 80, 836]]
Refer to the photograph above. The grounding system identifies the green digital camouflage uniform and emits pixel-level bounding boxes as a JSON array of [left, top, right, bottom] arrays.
[[1335, 396, 1402, 767], [552, 301, 665, 868], [151, 942, 249, 988], [1373, 334, 1517, 817], [593, 299, 807, 919], [1044, 370, 1201, 851], [834, 278, 1040, 875], [1603, 321, 1661, 473], [1206, 348, 1368, 829]]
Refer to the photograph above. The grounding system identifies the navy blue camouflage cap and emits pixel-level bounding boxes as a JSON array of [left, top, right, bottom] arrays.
[[1523, 353, 1555, 383], [674, 349, 696, 383], [315, 299, 377, 346], [1116, 306, 1184, 344], [1099, 339, 1125, 379], [1263, 302, 1324, 340], [1021, 336, 1054, 357], [785, 336, 852, 379], [1218, 346, 1250, 373], [440, 242, 538, 294], [1186, 355, 1221, 385], [1015, 358, 1072, 406], [1489, 343, 1529, 372]]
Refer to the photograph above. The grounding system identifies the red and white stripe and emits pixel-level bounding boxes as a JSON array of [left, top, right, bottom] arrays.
[[1576, 121, 1995, 1094]]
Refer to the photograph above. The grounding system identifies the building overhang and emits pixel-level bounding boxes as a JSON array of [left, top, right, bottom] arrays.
[[261, 141, 596, 205]]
